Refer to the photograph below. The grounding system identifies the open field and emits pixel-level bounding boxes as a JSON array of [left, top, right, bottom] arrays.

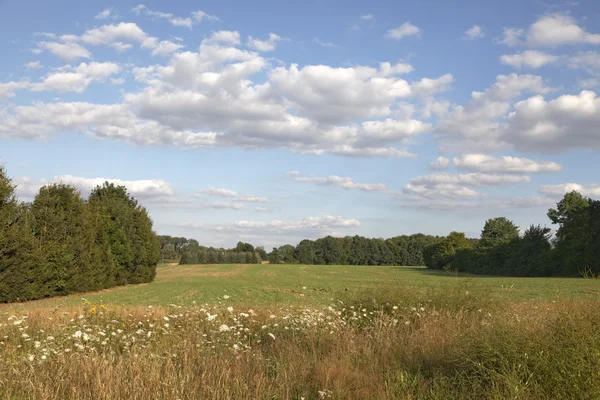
[[1, 264, 600, 399], [2, 263, 600, 313]]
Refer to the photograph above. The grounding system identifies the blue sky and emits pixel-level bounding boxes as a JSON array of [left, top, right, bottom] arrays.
[[1, 0, 600, 248]]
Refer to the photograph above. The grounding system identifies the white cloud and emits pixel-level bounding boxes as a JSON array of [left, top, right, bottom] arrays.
[[4, 33, 437, 158], [25, 61, 43, 69], [568, 51, 600, 72], [180, 215, 361, 235], [207, 30, 241, 45], [501, 90, 600, 152], [361, 14, 375, 21], [111, 42, 133, 52], [269, 63, 412, 124], [453, 154, 562, 173], [403, 183, 481, 199], [200, 202, 244, 210], [539, 183, 600, 198], [95, 8, 118, 20], [527, 13, 600, 47], [497, 27, 525, 47], [464, 25, 484, 40], [409, 172, 530, 187], [288, 172, 389, 192], [499, 14, 600, 48], [0, 80, 30, 98], [436, 73, 553, 152], [378, 62, 413, 76], [500, 51, 559, 69], [578, 78, 599, 89], [30, 62, 120, 93], [200, 188, 268, 203], [81, 22, 148, 45], [247, 33, 282, 52], [192, 11, 219, 23], [411, 74, 454, 97], [37, 41, 91, 61], [151, 40, 184, 56], [313, 38, 337, 48], [132, 5, 217, 28], [429, 156, 450, 170], [386, 22, 421, 40], [14, 175, 175, 201]]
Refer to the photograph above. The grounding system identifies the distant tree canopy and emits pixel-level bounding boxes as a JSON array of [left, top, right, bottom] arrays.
[[177, 240, 261, 265], [0, 166, 160, 303], [425, 191, 600, 277], [267, 234, 444, 266]]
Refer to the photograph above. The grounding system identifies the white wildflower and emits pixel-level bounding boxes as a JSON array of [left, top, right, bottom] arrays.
[[223, 295, 230, 300], [268, 333, 276, 340], [219, 324, 230, 332]]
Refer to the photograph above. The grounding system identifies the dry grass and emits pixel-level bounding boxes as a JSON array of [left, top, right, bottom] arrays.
[[1, 282, 599, 399]]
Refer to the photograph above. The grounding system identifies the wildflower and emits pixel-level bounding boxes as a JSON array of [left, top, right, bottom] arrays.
[[41, 355, 47, 360], [219, 324, 230, 332], [227, 306, 234, 313], [206, 313, 216, 321], [302, 286, 307, 290], [136, 329, 145, 335], [393, 306, 398, 310], [34, 341, 41, 348], [163, 316, 169, 322], [13, 320, 22, 326], [82, 333, 89, 341], [268, 333, 276, 340], [21, 333, 29, 339], [47, 336, 54, 341], [420, 307, 425, 312], [28, 354, 34, 362], [223, 295, 230, 300]]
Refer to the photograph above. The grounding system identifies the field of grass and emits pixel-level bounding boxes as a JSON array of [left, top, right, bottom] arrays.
[[2, 264, 600, 399], [4, 263, 600, 312]]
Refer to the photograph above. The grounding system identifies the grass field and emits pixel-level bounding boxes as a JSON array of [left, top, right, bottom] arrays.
[[2, 264, 600, 399], [3, 263, 600, 312]]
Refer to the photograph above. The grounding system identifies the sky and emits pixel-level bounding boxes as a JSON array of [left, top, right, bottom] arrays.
[[1, 0, 600, 248]]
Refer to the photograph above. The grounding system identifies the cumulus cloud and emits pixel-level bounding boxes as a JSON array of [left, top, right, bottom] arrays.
[[429, 156, 450, 171], [132, 4, 217, 28], [4, 26, 447, 158], [464, 25, 484, 40], [313, 38, 337, 48], [30, 62, 120, 93], [409, 173, 530, 187], [14, 175, 175, 201], [37, 41, 91, 61], [180, 215, 361, 235], [501, 90, 600, 152], [0, 80, 30, 98], [200, 188, 268, 203], [385, 22, 421, 40], [539, 183, 600, 198], [499, 14, 600, 47], [453, 154, 562, 173], [287, 171, 389, 192], [247, 33, 282, 52], [25, 61, 43, 69], [500, 51, 559, 69], [435, 73, 553, 152]]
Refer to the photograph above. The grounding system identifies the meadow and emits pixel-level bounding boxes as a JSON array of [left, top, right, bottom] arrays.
[[1, 264, 600, 399]]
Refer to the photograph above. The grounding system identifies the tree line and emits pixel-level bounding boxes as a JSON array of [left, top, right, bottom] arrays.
[[424, 191, 600, 277], [267, 234, 447, 266], [0, 166, 160, 303], [169, 237, 267, 265]]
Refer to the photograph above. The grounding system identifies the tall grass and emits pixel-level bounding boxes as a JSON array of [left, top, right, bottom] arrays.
[[1, 280, 599, 399]]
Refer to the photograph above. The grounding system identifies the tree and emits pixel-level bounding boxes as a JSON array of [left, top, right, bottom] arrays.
[[424, 232, 472, 269], [479, 217, 519, 248], [504, 225, 552, 276], [548, 191, 594, 276], [268, 247, 282, 264]]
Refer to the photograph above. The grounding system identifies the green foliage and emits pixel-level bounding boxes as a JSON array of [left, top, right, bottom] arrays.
[[424, 231, 472, 269], [0, 166, 160, 303], [479, 217, 520, 248]]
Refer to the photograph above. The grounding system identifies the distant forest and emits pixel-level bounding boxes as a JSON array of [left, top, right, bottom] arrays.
[[0, 166, 160, 303], [168, 190, 600, 278], [424, 191, 600, 277]]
